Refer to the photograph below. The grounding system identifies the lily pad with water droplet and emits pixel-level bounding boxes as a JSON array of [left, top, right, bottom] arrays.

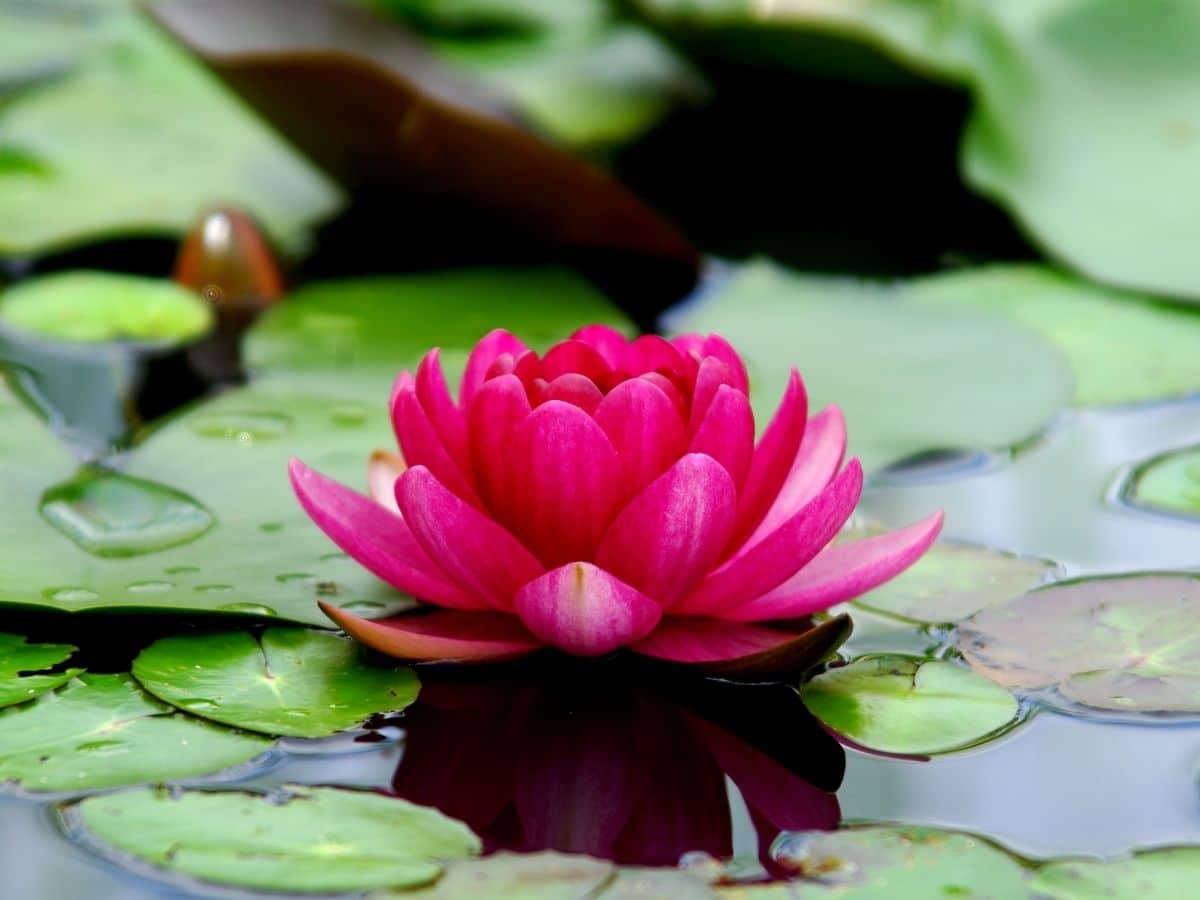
[[132, 628, 419, 738], [1031, 847, 1200, 900], [0, 673, 271, 792], [958, 574, 1200, 715], [74, 784, 481, 893], [0, 632, 82, 708], [801, 655, 1020, 755], [1125, 446, 1200, 520]]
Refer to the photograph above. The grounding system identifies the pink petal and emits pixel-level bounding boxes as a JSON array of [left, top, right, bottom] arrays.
[[289, 458, 485, 610], [595, 454, 737, 607], [626, 334, 691, 381], [397, 466, 545, 611], [507, 401, 625, 565], [484, 353, 517, 380], [592, 377, 687, 498], [570, 324, 629, 369], [513, 563, 662, 656], [539, 340, 613, 385], [673, 333, 750, 394], [687, 385, 755, 488], [747, 406, 847, 548], [468, 373, 532, 516], [674, 460, 863, 615], [728, 368, 808, 549], [415, 349, 470, 476], [320, 603, 542, 662], [543, 373, 604, 414], [639, 372, 689, 420], [726, 512, 944, 621], [367, 450, 405, 514], [688, 357, 738, 435], [392, 381, 481, 506], [460, 329, 529, 408]]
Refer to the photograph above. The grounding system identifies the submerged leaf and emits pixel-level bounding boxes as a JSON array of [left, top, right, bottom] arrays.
[[1125, 446, 1200, 520], [1032, 847, 1200, 900], [0, 632, 82, 708], [387, 851, 616, 899]]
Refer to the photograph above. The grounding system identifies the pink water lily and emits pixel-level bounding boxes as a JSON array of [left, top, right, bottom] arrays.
[[290, 325, 942, 671]]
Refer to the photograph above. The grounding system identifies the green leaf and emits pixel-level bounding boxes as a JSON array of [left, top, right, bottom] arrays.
[[387, 852, 616, 899], [0, 632, 82, 708], [958, 574, 1200, 714], [670, 261, 1071, 470], [0, 8, 339, 257], [1125, 446, 1200, 519], [75, 784, 481, 893], [0, 272, 212, 344], [1032, 847, 1200, 900], [0, 673, 271, 791], [132, 627, 419, 737], [801, 655, 1019, 754]]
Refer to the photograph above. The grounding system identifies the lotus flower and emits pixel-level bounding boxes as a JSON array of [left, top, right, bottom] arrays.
[[290, 325, 942, 671]]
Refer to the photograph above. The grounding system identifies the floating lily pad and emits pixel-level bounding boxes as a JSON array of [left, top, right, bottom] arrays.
[[1032, 847, 1200, 900], [671, 262, 1071, 469], [0, 272, 213, 344], [958, 574, 1200, 714], [0, 632, 82, 708], [387, 852, 616, 899], [1125, 446, 1200, 520], [132, 628, 419, 737], [801, 655, 1020, 755], [75, 784, 481, 893], [0, 673, 271, 791]]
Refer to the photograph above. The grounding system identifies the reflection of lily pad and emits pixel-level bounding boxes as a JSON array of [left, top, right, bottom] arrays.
[[0, 674, 271, 791], [1032, 847, 1200, 900], [671, 262, 1071, 469], [0, 632, 82, 708], [958, 574, 1200, 714], [801, 655, 1019, 754], [75, 784, 481, 893], [1125, 446, 1200, 520], [132, 628, 419, 737], [391, 852, 615, 899]]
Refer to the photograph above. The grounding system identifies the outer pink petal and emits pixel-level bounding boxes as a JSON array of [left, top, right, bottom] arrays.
[[508, 401, 625, 565], [674, 459, 864, 615], [468, 374, 531, 516], [513, 563, 662, 656], [747, 405, 847, 548], [673, 333, 750, 394], [570, 324, 629, 369], [539, 340, 613, 385], [543, 373, 604, 414], [392, 382, 481, 506], [626, 334, 690, 380], [367, 450, 405, 514], [289, 458, 485, 610], [397, 466, 545, 611], [725, 512, 944, 621], [320, 603, 542, 662], [415, 349, 470, 476], [729, 368, 808, 549], [595, 454, 737, 607], [688, 357, 737, 435], [687, 385, 755, 488], [592, 377, 687, 498], [460, 328, 529, 407]]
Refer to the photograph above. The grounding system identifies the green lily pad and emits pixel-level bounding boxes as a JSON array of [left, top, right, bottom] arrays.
[[0, 673, 271, 791], [1032, 847, 1200, 900], [0, 632, 82, 708], [727, 826, 1030, 899], [1125, 446, 1200, 519], [670, 262, 1071, 469], [0, 272, 213, 344], [132, 627, 419, 737], [75, 784, 481, 893], [801, 655, 1020, 754], [0, 6, 339, 258], [387, 852, 616, 899], [958, 574, 1200, 714]]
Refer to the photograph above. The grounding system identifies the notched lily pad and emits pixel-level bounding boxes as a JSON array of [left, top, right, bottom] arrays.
[[0, 632, 82, 708], [74, 784, 481, 893], [0, 673, 271, 792], [1031, 847, 1200, 900], [132, 627, 420, 738], [958, 574, 1200, 715], [801, 655, 1020, 755], [1124, 446, 1200, 520]]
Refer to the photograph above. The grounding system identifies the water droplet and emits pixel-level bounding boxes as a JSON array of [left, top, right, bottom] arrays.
[[340, 601, 385, 612], [329, 404, 368, 426], [165, 565, 200, 576], [260, 522, 284, 533], [127, 580, 173, 594], [216, 602, 277, 616], [40, 468, 214, 558], [174, 698, 219, 713], [44, 586, 99, 604], [191, 411, 291, 444], [195, 584, 233, 593], [275, 572, 313, 584], [76, 740, 124, 754]]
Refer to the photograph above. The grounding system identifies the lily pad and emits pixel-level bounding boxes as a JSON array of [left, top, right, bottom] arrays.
[[1125, 446, 1200, 520], [387, 852, 616, 899], [74, 784, 481, 893], [132, 627, 419, 737], [0, 673, 271, 791], [0, 272, 213, 344], [670, 262, 1071, 469], [801, 655, 1020, 754], [958, 574, 1200, 714], [0, 632, 82, 708], [1031, 847, 1200, 900]]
